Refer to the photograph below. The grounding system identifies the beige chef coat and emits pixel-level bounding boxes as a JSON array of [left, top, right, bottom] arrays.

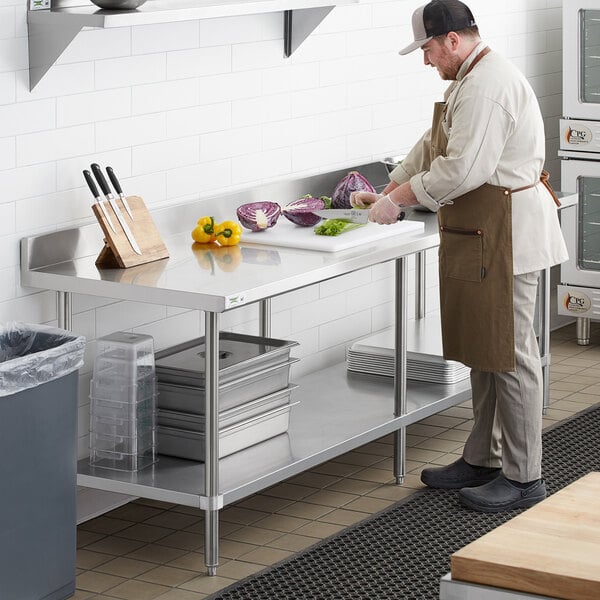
[[390, 42, 568, 275]]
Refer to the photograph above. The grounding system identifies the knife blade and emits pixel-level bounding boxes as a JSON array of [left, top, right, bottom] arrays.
[[314, 207, 410, 223], [106, 166, 134, 220], [91, 163, 142, 255], [83, 169, 116, 232], [313, 209, 370, 223]]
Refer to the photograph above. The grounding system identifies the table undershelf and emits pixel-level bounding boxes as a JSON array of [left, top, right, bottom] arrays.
[[77, 362, 471, 508]]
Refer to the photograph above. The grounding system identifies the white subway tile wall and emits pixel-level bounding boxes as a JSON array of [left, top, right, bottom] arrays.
[[2, 0, 562, 462]]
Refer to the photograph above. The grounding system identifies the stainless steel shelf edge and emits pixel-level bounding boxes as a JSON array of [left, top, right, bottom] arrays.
[[49, 0, 354, 25], [77, 470, 209, 508], [27, 0, 356, 90]]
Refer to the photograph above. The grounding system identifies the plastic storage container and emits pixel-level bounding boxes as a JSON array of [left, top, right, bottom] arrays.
[[90, 387, 155, 421], [92, 331, 156, 400], [0, 322, 85, 600], [89, 331, 157, 472]]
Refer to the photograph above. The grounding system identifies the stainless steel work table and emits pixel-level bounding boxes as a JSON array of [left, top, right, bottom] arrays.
[[20, 177, 571, 575]]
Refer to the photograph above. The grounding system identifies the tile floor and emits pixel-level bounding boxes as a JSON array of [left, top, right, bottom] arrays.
[[73, 322, 600, 600]]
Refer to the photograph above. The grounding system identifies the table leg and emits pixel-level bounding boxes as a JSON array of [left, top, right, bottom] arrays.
[[415, 250, 426, 320], [539, 269, 550, 414], [394, 257, 408, 484], [259, 298, 271, 338], [57, 291, 72, 330], [204, 311, 220, 575]]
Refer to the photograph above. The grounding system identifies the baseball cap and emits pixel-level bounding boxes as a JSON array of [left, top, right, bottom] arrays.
[[399, 0, 477, 55]]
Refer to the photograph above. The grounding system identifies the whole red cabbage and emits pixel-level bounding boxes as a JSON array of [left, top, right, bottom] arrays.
[[332, 171, 376, 209]]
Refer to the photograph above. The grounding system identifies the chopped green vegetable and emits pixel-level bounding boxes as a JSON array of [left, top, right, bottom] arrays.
[[314, 219, 365, 236]]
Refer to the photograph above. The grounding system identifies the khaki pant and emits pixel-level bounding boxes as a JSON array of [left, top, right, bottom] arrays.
[[462, 271, 542, 482]]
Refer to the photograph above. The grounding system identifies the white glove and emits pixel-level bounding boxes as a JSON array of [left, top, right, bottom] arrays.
[[369, 194, 402, 224], [350, 191, 381, 208]]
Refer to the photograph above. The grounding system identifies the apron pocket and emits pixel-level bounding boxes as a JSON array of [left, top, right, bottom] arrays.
[[439, 226, 484, 282]]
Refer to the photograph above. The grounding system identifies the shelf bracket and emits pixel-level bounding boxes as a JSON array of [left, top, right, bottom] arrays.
[[283, 6, 334, 58], [27, 12, 89, 91]]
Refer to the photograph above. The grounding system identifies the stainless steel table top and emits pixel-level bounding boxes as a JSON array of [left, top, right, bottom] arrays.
[[21, 203, 440, 313], [21, 183, 575, 313]]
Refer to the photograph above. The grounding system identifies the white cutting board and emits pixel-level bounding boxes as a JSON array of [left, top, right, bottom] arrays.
[[239, 219, 424, 252]]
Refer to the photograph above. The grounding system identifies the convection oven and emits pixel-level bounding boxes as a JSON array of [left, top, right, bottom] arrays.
[[563, 0, 600, 121], [558, 1, 600, 344], [558, 154, 600, 343]]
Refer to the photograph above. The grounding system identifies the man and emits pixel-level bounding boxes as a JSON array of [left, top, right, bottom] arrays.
[[351, 0, 568, 513]]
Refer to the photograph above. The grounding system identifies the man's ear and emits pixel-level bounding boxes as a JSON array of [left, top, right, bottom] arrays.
[[447, 31, 460, 50]]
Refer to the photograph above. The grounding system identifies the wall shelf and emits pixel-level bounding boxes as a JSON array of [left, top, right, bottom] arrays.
[[27, 0, 357, 90]]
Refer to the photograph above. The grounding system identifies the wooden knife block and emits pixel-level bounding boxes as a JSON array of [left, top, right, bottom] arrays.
[[92, 195, 169, 268]]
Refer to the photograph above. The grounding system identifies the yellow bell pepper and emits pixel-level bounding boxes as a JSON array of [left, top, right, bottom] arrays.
[[214, 220, 242, 246], [191, 216, 217, 244]]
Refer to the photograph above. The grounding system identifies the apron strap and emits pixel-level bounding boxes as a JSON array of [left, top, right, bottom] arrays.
[[511, 170, 561, 207], [464, 46, 491, 76]]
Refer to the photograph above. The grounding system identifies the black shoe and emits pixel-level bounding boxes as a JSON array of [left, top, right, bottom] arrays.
[[420, 457, 501, 490], [459, 474, 546, 513]]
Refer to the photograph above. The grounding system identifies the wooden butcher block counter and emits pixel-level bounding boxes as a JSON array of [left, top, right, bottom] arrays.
[[450, 472, 600, 600]]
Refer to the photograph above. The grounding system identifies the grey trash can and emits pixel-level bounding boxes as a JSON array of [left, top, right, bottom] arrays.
[[0, 322, 85, 600]]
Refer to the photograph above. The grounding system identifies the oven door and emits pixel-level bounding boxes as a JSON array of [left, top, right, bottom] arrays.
[[563, 0, 600, 120], [560, 157, 600, 287]]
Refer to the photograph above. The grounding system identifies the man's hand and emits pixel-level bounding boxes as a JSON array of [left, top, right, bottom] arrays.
[[369, 194, 402, 224], [350, 191, 381, 208]]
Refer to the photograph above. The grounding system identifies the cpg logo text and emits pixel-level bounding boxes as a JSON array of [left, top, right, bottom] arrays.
[[566, 125, 592, 145], [564, 291, 591, 313]]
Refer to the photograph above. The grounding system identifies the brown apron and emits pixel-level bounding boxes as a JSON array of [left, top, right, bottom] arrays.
[[433, 47, 516, 372]]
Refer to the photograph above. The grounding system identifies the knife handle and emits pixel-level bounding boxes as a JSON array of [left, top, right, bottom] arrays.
[[91, 163, 111, 197], [106, 166, 123, 196], [83, 169, 100, 199]]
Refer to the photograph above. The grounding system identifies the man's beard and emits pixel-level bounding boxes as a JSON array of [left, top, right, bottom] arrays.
[[437, 53, 463, 81]]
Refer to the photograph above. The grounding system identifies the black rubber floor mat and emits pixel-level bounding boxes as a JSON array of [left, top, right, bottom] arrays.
[[208, 404, 600, 600]]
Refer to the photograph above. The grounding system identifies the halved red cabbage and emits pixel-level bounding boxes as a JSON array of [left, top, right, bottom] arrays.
[[332, 171, 376, 209], [282, 195, 326, 227], [236, 201, 281, 231]]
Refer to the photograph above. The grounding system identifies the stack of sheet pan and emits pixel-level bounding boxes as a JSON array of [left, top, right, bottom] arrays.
[[346, 315, 470, 385]]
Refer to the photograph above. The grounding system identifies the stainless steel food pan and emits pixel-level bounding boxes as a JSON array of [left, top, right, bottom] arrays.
[[157, 402, 298, 461], [156, 358, 298, 415], [157, 384, 297, 432], [155, 332, 298, 387]]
